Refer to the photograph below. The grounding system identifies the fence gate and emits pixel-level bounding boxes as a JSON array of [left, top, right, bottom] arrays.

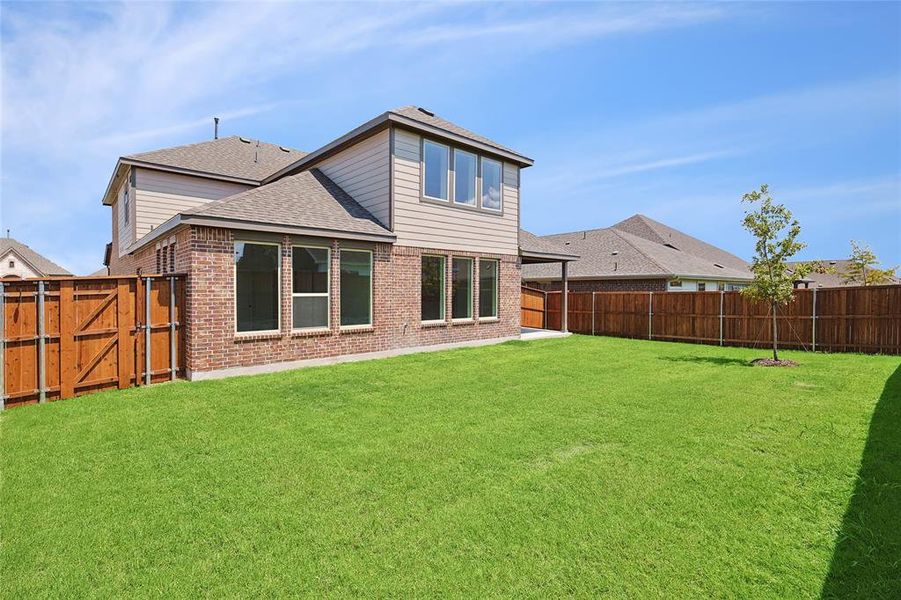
[[521, 287, 547, 329], [1, 275, 185, 409]]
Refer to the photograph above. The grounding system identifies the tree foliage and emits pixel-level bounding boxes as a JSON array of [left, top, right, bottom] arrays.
[[843, 240, 897, 286], [740, 184, 807, 360]]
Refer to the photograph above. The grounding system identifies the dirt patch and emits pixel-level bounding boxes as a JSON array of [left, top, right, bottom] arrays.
[[751, 358, 799, 367]]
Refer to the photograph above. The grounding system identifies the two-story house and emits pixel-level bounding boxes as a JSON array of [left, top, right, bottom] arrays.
[[101, 107, 572, 379]]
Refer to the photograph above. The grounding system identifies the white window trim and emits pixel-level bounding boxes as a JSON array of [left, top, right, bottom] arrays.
[[422, 139, 450, 202], [234, 240, 282, 335], [421, 254, 447, 324], [452, 148, 477, 207], [478, 258, 500, 320], [451, 256, 474, 321], [292, 245, 330, 332], [479, 157, 503, 213], [339, 248, 373, 329]]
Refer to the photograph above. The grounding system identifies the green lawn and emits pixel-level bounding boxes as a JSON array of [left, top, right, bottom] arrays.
[[2, 336, 898, 598]]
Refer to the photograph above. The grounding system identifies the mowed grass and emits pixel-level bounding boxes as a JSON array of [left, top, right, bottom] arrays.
[[2, 336, 899, 598]]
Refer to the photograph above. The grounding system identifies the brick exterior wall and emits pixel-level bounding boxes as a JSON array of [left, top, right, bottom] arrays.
[[528, 278, 667, 293], [180, 226, 521, 375]]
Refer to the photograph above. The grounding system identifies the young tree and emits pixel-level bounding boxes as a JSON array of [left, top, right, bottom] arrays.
[[740, 184, 809, 361], [843, 240, 898, 286]]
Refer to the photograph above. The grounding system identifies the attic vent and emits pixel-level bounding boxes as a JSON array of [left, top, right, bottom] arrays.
[[417, 107, 435, 117], [238, 137, 251, 143], [829, 261, 837, 265], [611, 251, 619, 256], [714, 263, 724, 269], [664, 243, 679, 250], [279, 146, 291, 152]]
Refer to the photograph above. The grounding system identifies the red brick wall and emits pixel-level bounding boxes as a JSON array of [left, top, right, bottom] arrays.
[[528, 278, 667, 293], [182, 226, 521, 375]]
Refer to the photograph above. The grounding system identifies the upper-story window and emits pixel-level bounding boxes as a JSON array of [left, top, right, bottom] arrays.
[[423, 140, 449, 201], [123, 186, 130, 226], [422, 138, 504, 213]]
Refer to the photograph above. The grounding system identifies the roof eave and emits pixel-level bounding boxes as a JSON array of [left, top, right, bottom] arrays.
[[519, 249, 579, 263], [264, 111, 534, 184]]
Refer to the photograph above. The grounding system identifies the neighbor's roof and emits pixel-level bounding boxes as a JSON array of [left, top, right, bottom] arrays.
[[124, 136, 307, 183], [0, 237, 71, 276], [522, 215, 751, 282], [180, 169, 394, 242], [519, 229, 579, 262], [266, 106, 533, 181], [786, 260, 901, 288]]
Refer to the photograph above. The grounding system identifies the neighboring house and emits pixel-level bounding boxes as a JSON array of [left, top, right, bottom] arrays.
[[101, 106, 572, 378], [0, 236, 71, 279], [522, 214, 752, 292], [788, 260, 901, 288]]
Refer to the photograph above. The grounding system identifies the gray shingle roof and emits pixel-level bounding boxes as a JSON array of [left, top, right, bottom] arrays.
[[786, 260, 901, 288], [519, 229, 579, 261], [390, 106, 523, 158], [126, 136, 306, 182], [186, 169, 393, 240], [0, 237, 71, 276], [522, 215, 751, 282]]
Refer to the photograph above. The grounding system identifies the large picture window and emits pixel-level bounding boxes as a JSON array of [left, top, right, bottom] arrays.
[[340, 249, 372, 327], [481, 158, 502, 211], [423, 140, 449, 201], [453, 149, 477, 206], [292, 246, 329, 329], [235, 241, 280, 333], [421, 255, 446, 322], [479, 259, 498, 319], [452, 257, 473, 320]]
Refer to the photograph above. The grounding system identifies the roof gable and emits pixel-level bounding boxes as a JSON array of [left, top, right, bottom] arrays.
[[0, 237, 71, 276]]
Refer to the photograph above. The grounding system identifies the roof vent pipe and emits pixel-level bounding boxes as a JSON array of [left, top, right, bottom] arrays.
[[214, 117, 219, 140]]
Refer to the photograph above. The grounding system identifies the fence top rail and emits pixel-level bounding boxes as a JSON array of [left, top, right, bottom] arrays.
[[520, 286, 548, 295], [542, 285, 900, 295], [1, 273, 187, 284]]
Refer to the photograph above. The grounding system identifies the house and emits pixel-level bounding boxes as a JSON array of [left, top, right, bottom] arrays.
[[101, 106, 574, 378], [788, 260, 901, 288], [522, 214, 752, 292], [0, 236, 71, 279]]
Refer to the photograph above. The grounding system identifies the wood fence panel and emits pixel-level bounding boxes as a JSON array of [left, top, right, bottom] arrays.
[[521, 287, 546, 329], [526, 285, 900, 355], [1, 275, 185, 409]]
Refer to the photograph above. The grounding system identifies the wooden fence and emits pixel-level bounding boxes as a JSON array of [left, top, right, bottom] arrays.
[[521, 286, 547, 329], [531, 285, 901, 355], [1, 275, 186, 409]]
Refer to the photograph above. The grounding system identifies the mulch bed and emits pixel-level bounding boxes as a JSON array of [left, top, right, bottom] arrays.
[[751, 358, 799, 367]]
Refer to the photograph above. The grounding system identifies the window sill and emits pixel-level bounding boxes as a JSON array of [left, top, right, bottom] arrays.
[[234, 330, 283, 342], [291, 327, 331, 338], [451, 318, 476, 326], [478, 317, 499, 323], [421, 320, 448, 328], [340, 324, 374, 334]]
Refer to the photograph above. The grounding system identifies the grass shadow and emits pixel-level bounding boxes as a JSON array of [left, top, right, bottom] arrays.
[[820, 364, 901, 599], [656, 356, 752, 367]]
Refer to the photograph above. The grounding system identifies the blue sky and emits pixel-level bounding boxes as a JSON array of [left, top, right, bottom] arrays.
[[2, 1, 899, 275]]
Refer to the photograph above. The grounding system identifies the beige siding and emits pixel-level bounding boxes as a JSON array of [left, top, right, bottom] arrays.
[[116, 172, 135, 257], [392, 128, 519, 255], [0, 250, 40, 278], [316, 129, 390, 227], [133, 167, 250, 242]]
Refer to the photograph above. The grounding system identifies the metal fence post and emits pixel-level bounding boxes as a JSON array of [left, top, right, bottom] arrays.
[[812, 288, 817, 352], [145, 276, 152, 385], [648, 292, 653, 340], [719, 291, 725, 346], [0, 281, 4, 410], [37, 280, 46, 403], [169, 276, 176, 380]]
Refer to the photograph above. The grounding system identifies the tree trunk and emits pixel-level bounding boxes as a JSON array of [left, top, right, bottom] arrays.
[[771, 300, 778, 361]]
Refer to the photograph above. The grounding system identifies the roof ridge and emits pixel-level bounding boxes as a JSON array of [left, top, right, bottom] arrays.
[[610, 229, 671, 275], [127, 135, 238, 158]]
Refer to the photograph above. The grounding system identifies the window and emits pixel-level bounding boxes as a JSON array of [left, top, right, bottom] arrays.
[[453, 149, 477, 206], [123, 187, 130, 225], [480, 158, 502, 211], [421, 255, 446, 322], [717, 282, 725, 292], [340, 249, 372, 327], [479, 259, 498, 319], [235, 242, 280, 333], [452, 257, 473, 320], [292, 246, 329, 329], [697, 282, 706, 292], [669, 280, 682, 288], [8, 260, 14, 269], [423, 140, 449, 201]]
